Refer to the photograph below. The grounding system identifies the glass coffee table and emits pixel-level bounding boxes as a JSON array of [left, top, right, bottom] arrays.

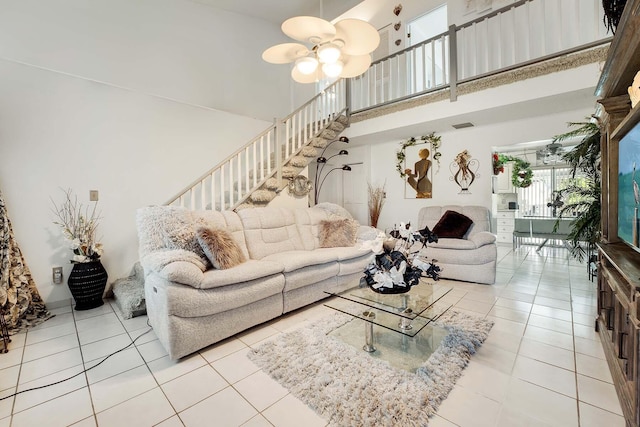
[[324, 280, 453, 372]]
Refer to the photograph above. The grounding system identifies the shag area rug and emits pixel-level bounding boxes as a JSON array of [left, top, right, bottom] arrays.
[[248, 309, 493, 427]]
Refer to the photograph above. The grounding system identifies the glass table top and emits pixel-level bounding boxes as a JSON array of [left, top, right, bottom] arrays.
[[324, 281, 453, 337]]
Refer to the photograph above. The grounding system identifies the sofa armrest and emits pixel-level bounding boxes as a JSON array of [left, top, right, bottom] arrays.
[[469, 231, 496, 248], [140, 249, 206, 288]]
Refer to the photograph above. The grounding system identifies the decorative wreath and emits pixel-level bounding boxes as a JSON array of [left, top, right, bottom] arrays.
[[511, 158, 533, 188], [395, 132, 442, 178]]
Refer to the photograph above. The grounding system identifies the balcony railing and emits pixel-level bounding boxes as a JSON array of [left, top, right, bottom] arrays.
[[349, 0, 611, 113]]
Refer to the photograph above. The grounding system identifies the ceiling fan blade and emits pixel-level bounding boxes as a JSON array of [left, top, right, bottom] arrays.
[[341, 54, 372, 78], [282, 16, 336, 44], [262, 43, 309, 64], [334, 19, 380, 56], [291, 66, 321, 84]]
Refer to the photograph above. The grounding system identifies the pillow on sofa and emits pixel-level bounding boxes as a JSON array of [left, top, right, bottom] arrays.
[[319, 218, 358, 248], [432, 210, 473, 239], [196, 226, 246, 269]]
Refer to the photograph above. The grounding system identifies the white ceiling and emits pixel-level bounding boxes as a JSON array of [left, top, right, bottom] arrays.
[[190, 0, 362, 25]]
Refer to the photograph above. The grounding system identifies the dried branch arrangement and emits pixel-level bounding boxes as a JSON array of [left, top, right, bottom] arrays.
[[367, 182, 386, 228]]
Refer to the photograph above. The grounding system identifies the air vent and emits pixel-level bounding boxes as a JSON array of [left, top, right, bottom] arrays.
[[452, 122, 474, 129]]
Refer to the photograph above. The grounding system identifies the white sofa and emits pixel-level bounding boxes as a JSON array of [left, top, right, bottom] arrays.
[[416, 205, 497, 285], [136, 204, 374, 360]]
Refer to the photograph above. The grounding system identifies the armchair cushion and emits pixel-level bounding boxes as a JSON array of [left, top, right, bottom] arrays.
[[469, 231, 497, 248]]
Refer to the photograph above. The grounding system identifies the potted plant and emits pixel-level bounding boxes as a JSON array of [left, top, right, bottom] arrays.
[[51, 189, 107, 310], [492, 153, 505, 175], [552, 120, 602, 262]]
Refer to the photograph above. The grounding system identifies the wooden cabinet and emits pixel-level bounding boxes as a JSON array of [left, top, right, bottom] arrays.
[[597, 244, 640, 426], [495, 211, 515, 244], [595, 1, 640, 425]]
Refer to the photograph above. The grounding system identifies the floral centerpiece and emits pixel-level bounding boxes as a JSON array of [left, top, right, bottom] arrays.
[[361, 222, 441, 294], [51, 189, 103, 263]]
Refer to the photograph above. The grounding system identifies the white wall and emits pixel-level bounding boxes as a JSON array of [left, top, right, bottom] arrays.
[[340, 61, 601, 230], [0, 0, 321, 305], [0, 58, 271, 304], [0, 0, 310, 121], [346, 107, 594, 232]]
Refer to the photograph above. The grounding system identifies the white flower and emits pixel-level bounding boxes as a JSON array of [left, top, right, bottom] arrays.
[[70, 238, 81, 250], [72, 254, 89, 263]]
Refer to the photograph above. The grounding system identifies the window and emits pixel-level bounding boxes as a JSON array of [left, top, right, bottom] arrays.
[[518, 166, 578, 217]]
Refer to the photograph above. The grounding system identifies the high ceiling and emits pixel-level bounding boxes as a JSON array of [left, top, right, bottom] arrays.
[[190, 0, 363, 24]]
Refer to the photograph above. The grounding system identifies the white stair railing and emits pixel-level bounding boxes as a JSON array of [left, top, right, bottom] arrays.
[[350, 0, 611, 113], [166, 79, 347, 210]]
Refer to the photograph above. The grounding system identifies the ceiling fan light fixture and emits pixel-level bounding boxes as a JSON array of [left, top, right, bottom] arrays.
[[322, 61, 343, 78], [317, 43, 341, 64], [264, 17, 379, 83], [295, 57, 318, 75]]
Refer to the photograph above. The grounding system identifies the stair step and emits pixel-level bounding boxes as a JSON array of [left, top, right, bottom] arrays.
[[265, 177, 279, 190], [329, 122, 345, 132], [337, 115, 349, 125], [310, 137, 328, 148], [250, 189, 276, 203], [288, 156, 309, 168], [320, 129, 337, 140], [282, 166, 298, 179], [301, 146, 318, 158]]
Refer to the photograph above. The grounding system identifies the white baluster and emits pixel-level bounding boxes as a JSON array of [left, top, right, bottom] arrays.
[[211, 172, 216, 211], [200, 179, 206, 209], [220, 164, 226, 210]]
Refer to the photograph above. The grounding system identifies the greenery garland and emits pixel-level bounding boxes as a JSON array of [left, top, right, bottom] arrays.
[[396, 133, 442, 178], [497, 154, 533, 188], [511, 158, 533, 188]]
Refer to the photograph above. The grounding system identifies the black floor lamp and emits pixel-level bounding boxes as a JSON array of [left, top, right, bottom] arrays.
[[314, 136, 350, 203], [315, 165, 352, 203]]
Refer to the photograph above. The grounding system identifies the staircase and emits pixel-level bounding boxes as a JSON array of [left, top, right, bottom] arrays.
[[167, 79, 349, 211]]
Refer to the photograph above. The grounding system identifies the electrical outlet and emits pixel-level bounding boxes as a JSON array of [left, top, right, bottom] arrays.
[[89, 190, 99, 201], [52, 267, 63, 284]]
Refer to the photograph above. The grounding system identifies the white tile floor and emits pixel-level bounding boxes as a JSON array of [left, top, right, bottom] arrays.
[[0, 245, 627, 426]]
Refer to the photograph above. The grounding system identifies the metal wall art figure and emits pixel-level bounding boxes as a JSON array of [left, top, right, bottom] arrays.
[[450, 150, 479, 194]]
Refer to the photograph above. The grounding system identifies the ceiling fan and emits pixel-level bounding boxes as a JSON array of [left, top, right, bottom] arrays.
[[262, 16, 380, 83], [536, 142, 567, 164]]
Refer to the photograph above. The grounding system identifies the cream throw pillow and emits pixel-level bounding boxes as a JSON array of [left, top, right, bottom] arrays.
[[319, 218, 359, 248], [196, 226, 246, 269]]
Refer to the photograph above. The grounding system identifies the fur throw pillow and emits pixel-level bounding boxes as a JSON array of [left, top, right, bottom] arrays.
[[196, 226, 246, 269], [319, 218, 359, 248]]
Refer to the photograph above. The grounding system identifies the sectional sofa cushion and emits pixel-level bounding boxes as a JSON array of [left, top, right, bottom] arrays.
[[137, 206, 250, 267], [238, 208, 305, 260], [163, 274, 285, 318], [198, 260, 284, 289]]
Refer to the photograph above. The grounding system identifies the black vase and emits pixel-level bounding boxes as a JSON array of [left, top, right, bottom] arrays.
[[67, 260, 108, 311]]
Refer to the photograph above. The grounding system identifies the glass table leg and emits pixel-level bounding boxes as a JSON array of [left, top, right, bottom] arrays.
[[362, 311, 376, 352]]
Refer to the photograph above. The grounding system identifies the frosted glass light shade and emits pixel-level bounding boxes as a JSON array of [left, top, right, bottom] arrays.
[[322, 61, 343, 78], [295, 57, 318, 75], [317, 43, 341, 64]]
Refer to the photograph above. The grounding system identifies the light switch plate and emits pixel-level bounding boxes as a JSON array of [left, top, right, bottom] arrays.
[[89, 190, 99, 201], [53, 267, 63, 284]]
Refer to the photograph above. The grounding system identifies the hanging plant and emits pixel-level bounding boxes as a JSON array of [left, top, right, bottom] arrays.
[[511, 158, 533, 188], [494, 154, 533, 188], [396, 133, 442, 178]]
